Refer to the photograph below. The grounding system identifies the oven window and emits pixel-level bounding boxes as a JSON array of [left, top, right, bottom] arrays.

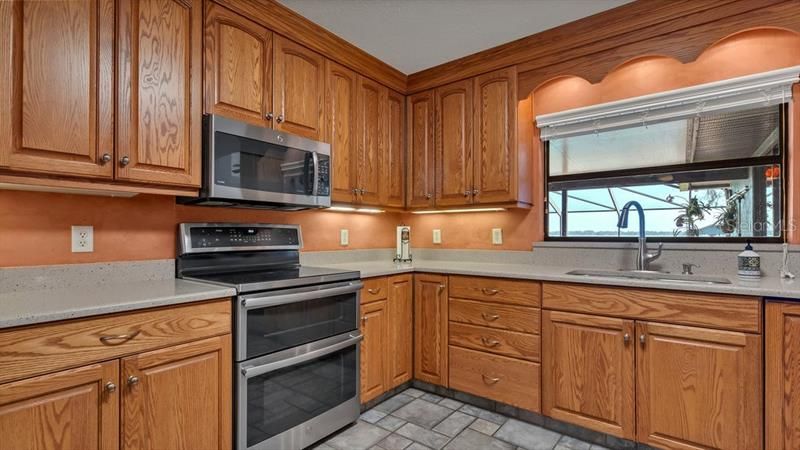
[[214, 132, 315, 195], [245, 344, 357, 447], [246, 292, 358, 358]]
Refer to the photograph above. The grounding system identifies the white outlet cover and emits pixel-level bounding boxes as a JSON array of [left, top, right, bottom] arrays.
[[71, 225, 94, 253], [492, 228, 503, 245], [432, 229, 442, 244], [340, 229, 349, 246]]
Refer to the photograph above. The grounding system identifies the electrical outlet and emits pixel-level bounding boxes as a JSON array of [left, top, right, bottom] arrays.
[[71, 226, 94, 253], [432, 229, 442, 244], [492, 228, 503, 245], [340, 229, 349, 246]]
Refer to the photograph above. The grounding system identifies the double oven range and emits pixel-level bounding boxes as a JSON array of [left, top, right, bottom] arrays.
[[177, 223, 362, 450]]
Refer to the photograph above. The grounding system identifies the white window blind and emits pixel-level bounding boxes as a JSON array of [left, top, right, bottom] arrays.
[[536, 65, 799, 140]]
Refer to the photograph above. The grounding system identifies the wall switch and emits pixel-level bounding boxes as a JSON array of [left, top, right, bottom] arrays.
[[492, 228, 503, 245], [340, 229, 349, 246], [432, 229, 442, 244], [71, 226, 94, 253]]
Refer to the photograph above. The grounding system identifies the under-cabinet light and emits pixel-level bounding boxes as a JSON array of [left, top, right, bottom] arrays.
[[411, 208, 506, 215], [328, 206, 385, 214]]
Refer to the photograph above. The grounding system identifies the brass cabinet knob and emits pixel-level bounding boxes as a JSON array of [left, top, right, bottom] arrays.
[[100, 153, 112, 164], [127, 375, 140, 386], [639, 334, 646, 345], [276, 114, 284, 123], [265, 112, 274, 121], [120, 156, 130, 167], [623, 333, 630, 344], [105, 381, 117, 393]]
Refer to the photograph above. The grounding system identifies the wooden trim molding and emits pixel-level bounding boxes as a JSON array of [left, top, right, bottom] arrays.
[[212, 0, 407, 92]]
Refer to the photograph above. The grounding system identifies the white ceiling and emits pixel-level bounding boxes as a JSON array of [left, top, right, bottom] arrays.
[[277, 0, 633, 74]]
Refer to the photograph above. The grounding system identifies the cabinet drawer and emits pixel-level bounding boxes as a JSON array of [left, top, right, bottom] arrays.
[[449, 322, 540, 362], [542, 282, 760, 333], [361, 277, 388, 304], [0, 299, 231, 384], [449, 346, 540, 412], [449, 276, 540, 307], [450, 298, 539, 334]]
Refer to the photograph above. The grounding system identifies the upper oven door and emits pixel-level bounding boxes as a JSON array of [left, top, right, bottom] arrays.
[[206, 115, 331, 207], [236, 280, 362, 361]]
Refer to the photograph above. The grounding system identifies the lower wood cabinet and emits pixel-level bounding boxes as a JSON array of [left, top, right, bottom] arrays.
[[765, 301, 800, 450], [414, 273, 449, 387], [360, 274, 413, 403]]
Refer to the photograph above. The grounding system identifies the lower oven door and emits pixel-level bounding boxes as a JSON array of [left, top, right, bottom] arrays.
[[236, 331, 362, 450]]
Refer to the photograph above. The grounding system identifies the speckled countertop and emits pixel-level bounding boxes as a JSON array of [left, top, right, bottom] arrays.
[[0, 278, 236, 329], [319, 260, 800, 300]]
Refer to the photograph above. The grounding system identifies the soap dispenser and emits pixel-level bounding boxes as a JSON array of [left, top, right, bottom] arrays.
[[737, 240, 761, 279]]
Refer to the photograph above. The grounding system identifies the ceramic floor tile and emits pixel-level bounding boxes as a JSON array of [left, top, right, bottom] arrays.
[[443, 428, 514, 450], [403, 388, 426, 398], [494, 419, 562, 450], [374, 393, 416, 413], [420, 392, 445, 403], [469, 418, 501, 435], [325, 421, 391, 450], [458, 404, 508, 425], [554, 435, 592, 450], [406, 443, 433, 450], [432, 410, 475, 437], [393, 398, 454, 429], [377, 415, 407, 432], [437, 398, 464, 410], [378, 434, 414, 450], [361, 409, 389, 424], [395, 422, 451, 450]]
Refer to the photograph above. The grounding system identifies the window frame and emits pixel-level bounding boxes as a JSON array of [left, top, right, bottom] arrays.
[[543, 104, 789, 243]]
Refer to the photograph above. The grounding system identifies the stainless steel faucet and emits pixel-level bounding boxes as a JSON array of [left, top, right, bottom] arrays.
[[617, 201, 663, 271]]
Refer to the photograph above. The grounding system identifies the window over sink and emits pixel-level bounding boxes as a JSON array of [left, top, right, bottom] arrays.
[[537, 67, 797, 242]]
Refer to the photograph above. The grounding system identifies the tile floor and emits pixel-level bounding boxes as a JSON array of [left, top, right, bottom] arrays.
[[314, 388, 608, 450]]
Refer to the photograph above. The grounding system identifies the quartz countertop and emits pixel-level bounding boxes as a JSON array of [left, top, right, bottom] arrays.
[[319, 260, 800, 300], [0, 278, 236, 329]]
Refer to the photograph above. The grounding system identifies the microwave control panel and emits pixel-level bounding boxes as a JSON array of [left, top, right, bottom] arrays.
[[316, 156, 330, 196]]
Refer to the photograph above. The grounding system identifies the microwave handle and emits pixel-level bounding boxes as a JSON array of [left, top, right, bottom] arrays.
[[311, 151, 320, 196], [241, 281, 363, 310], [241, 332, 363, 379]]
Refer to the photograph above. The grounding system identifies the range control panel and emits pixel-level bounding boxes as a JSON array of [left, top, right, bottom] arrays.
[[181, 224, 301, 253]]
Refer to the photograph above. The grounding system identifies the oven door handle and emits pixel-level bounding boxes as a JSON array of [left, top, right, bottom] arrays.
[[241, 281, 363, 309], [241, 332, 363, 379]]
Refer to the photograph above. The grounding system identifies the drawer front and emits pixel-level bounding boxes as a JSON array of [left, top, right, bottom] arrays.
[[449, 322, 540, 362], [0, 299, 231, 384], [449, 276, 541, 307], [450, 298, 540, 334], [542, 282, 760, 333], [449, 345, 540, 412], [361, 277, 389, 304]]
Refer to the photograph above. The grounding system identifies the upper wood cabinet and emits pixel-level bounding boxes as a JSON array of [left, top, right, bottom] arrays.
[[767, 301, 800, 450], [0, 0, 115, 179], [414, 273, 448, 386], [116, 0, 202, 187], [356, 76, 385, 206], [435, 79, 473, 206], [381, 90, 406, 208], [472, 67, 518, 204], [407, 90, 436, 208], [273, 35, 326, 140], [204, 1, 272, 127], [0, 361, 119, 450], [326, 61, 359, 203], [387, 274, 413, 387], [542, 310, 635, 440]]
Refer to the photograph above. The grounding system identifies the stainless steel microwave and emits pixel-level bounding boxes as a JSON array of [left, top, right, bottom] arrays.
[[180, 115, 331, 210]]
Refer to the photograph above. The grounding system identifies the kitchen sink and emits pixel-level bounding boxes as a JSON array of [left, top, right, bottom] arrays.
[[566, 269, 732, 285]]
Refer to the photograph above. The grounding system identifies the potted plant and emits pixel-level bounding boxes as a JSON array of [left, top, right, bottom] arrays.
[[670, 194, 714, 237]]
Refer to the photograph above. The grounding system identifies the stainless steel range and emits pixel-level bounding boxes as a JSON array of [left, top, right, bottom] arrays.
[[176, 223, 362, 450]]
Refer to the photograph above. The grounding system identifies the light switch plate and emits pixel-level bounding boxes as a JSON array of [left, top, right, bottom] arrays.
[[71, 225, 94, 253], [432, 229, 442, 244], [340, 229, 349, 246], [492, 228, 503, 245]]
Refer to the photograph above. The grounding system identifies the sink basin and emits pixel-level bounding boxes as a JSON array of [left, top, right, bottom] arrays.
[[566, 269, 731, 285]]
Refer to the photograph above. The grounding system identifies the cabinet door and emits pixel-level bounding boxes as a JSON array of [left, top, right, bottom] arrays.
[[116, 0, 202, 187], [435, 79, 473, 206], [356, 76, 385, 206], [381, 89, 406, 208], [122, 335, 232, 450], [0, 0, 114, 178], [414, 274, 448, 386], [273, 36, 325, 140], [406, 90, 436, 208], [387, 274, 413, 388], [203, 2, 272, 126], [767, 301, 800, 450], [326, 60, 358, 203], [542, 310, 635, 439], [636, 322, 761, 450], [472, 67, 517, 204], [0, 361, 119, 450], [360, 300, 388, 402]]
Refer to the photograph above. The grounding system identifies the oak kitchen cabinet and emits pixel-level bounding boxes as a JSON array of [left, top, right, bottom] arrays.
[[355, 76, 385, 206], [414, 273, 449, 386], [360, 275, 413, 403], [381, 89, 406, 208], [0, 299, 232, 450], [435, 79, 473, 207], [326, 60, 360, 203], [273, 35, 326, 140], [542, 283, 762, 450], [407, 90, 436, 208], [766, 301, 800, 450], [0, 0, 202, 190]]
